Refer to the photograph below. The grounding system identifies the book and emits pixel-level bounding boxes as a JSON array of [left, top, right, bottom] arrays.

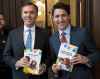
[[23, 49, 42, 75], [57, 43, 78, 72]]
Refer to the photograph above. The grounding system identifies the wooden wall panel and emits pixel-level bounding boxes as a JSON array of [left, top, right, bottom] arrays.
[[0, 0, 25, 27], [93, 0, 100, 79]]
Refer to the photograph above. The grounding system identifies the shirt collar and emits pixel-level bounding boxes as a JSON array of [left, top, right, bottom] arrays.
[[59, 25, 71, 36], [24, 25, 35, 32]]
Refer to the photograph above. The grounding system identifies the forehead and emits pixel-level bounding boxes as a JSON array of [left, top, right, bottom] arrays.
[[53, 9, 68, 15], [22, 5, 36, 11]]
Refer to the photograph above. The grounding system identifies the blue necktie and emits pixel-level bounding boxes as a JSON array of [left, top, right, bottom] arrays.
[[25, 29, 32, 50]]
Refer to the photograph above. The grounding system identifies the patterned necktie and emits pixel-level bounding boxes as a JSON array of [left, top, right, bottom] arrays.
[[25, 29, 32, 50], [60, 32, 67, 43]]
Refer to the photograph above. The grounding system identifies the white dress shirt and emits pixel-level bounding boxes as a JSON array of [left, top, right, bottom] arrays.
[[24, 25, 35, 49]]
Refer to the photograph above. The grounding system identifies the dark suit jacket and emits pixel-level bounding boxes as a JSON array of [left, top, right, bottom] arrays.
[[3, 26, 50, 79], [49, 26, 100, 79], [0, 25, 13, 79]]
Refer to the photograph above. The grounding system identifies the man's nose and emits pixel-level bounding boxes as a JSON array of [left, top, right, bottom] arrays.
[[59, 16, 63, 22], [26, 13, 31, 17]]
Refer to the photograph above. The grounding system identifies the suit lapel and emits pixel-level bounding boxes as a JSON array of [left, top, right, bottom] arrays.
[[18, 27, 25, 49], [34, 27, 40, 49], [70, 26, 80, 47], [54, 32, 61, 55], [70, 26, 75, 45]]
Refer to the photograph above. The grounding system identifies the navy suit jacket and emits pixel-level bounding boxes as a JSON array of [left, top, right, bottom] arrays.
[[49, 26, 100, 79], [3, 26, 49, 79]]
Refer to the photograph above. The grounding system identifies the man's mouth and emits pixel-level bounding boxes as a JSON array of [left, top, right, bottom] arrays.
[[25, 19, 32, 22]]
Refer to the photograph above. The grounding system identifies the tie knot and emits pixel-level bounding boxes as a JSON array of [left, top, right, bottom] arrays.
[[61, 32, 66, 36], [28, 29, 31, 32], [60, 32, 67, 43]]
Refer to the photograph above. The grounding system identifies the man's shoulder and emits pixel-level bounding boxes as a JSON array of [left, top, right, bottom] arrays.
[[71, 26, 87, 33], [50, 31, 58, 39], [71, 26, 91, 39], [8, 27, 23, 35]]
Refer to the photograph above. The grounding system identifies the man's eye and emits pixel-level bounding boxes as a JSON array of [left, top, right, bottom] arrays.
[[62, 14, 67, 17], [24, 11, 35, 14], [24, 11, 28, 14], [55, 15, 59, 18], [30, 11, 34, 14]]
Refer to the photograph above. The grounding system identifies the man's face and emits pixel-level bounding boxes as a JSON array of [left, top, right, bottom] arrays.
[[21, 5, 38, 27], [52, 9, 70, 30], [0, 14, 5, 29]]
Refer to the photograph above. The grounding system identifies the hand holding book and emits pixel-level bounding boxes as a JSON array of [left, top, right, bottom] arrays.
[[22, 49, 44, 75], [23, 63, 46, 75], [56, 43, 78, 72], [71, 54, 89, 65], [52, 64, 60, 73], [15, 56, 30, 69]]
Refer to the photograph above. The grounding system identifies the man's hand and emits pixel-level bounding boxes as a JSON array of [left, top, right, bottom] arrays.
[[52, 64, 60, 73], [71, 54, 89, 65], [15, 56, 30, 69], [39, 64, 46, 75], [63, 58, 70, 65]]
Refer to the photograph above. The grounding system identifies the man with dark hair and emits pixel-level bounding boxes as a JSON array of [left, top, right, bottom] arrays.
[[51, 2, 70, 15], [0, 13, 12, 79], [3, 2, 49, 79], [49, 2, 100, 79], [21, 2, 38, 13]]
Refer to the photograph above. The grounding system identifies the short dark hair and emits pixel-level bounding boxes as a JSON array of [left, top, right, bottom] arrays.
[[0, 13, 5, 19], [52, 2, 70, 15], [21, 2, 38, 13], [0, 12, 4, 16]]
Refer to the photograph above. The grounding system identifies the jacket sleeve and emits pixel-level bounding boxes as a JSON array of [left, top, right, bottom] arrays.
[[3, 31, 17, 69], [83, 28, 100, 66]]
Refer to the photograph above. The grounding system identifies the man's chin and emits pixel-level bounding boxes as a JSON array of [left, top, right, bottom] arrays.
[[58, 26, 66, 30], [24, 23, 34, 27]]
